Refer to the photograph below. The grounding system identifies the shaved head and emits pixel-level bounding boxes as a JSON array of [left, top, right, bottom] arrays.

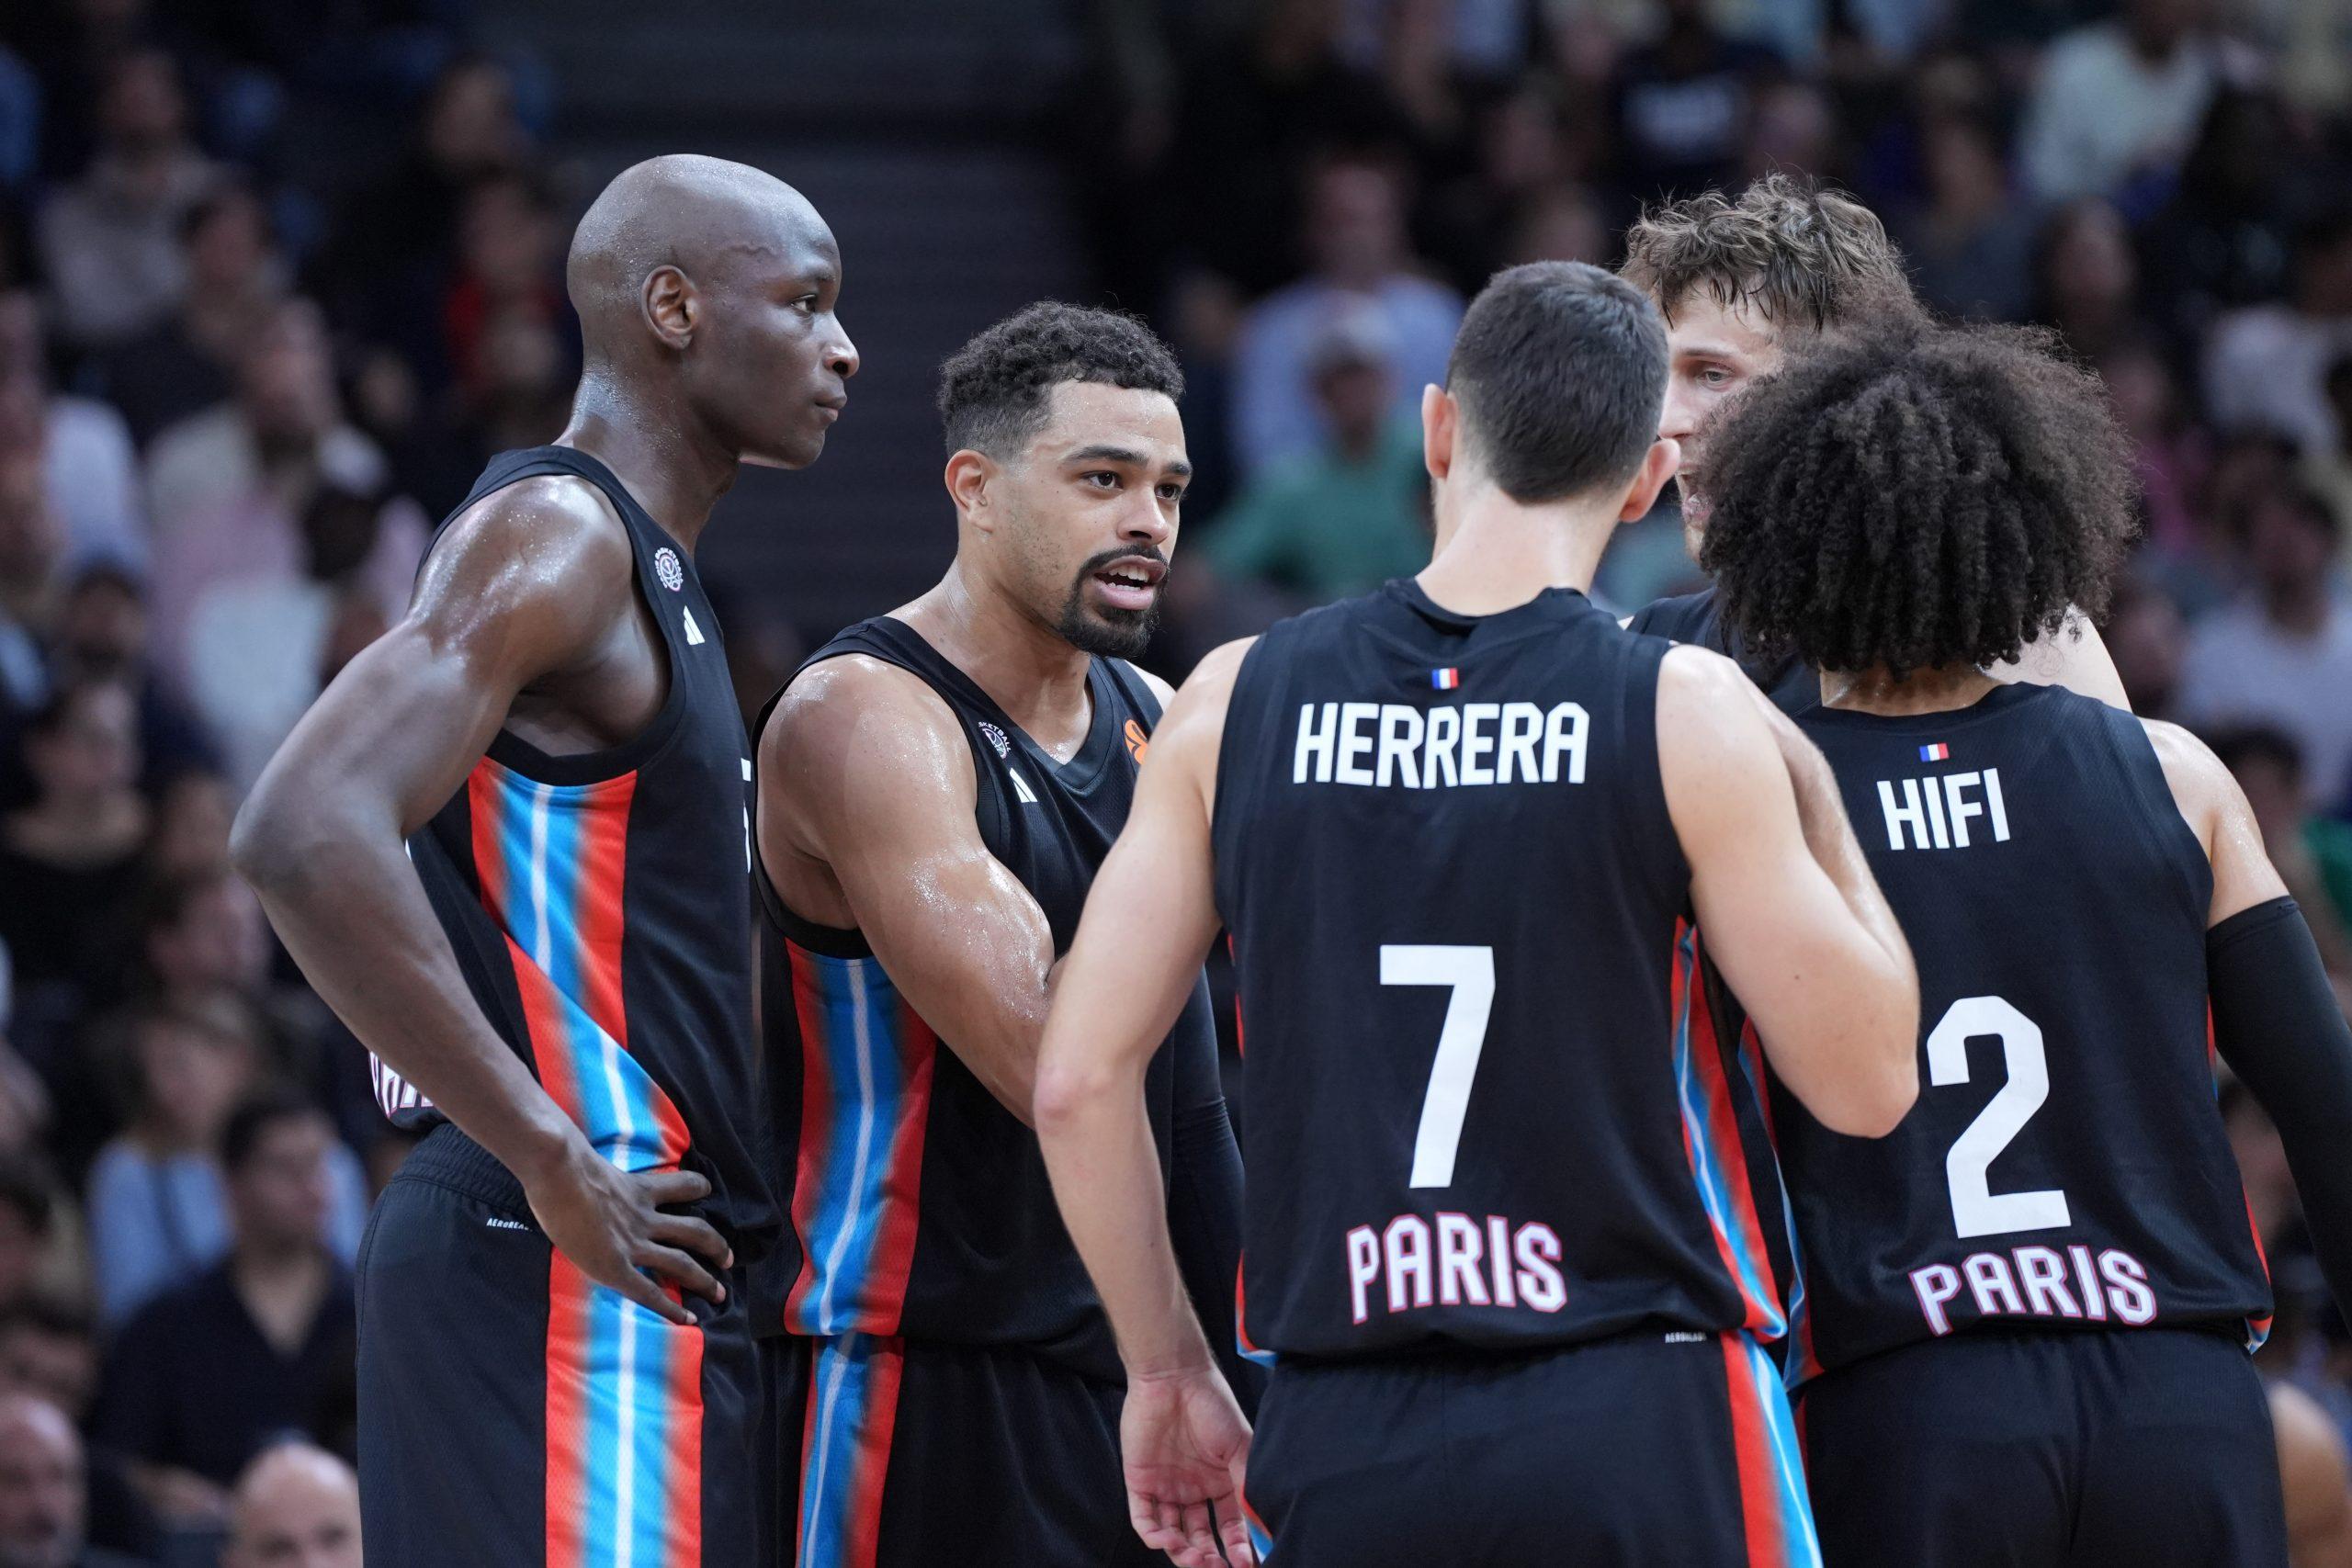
[[227, 1443, 361, 1568], [563, 153, 857, 469]]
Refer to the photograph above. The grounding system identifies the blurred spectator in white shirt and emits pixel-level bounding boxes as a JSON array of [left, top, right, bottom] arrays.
[[0, 292, 146, 572], [1229, 154, 1463, 477], [2018, 0, 2226, 207], [2205, 212, 2352, 457]]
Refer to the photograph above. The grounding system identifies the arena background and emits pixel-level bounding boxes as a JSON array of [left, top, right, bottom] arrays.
[[1, 0, 2349, 1562]]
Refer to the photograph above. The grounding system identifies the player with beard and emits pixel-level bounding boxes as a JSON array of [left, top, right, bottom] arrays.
[[755, 303, 1250, 1568], [1619, 174, 2129, 715]]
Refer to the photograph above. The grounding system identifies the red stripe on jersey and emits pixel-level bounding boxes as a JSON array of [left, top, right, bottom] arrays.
[[544, 1252, 593, 1568], [785, 943, 832, 1332], [862, 1001, 937, 1336], [1234, 1258, 1265, 1360], [467, 761, 509, 925], [1718, 1334, 1790, 1568], [2211, 1008, 2277, 1343], [842, 1338, 907, 1568], [1227, 934, 1247, 1057], [662, 1303, 706, 1568], [510, 939, 587, 1128], [1688, 932, 1781, 1331]]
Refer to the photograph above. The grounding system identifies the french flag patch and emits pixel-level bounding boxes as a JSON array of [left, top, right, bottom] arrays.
[[1919, 742, 1951, 762], [1431, 667, 1462, 691]]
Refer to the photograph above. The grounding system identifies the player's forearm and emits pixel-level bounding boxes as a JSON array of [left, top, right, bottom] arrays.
[[1777, 728, 1914, 983], [234, 791, 581, 1179], [1038, 1061, 1212, 1376]]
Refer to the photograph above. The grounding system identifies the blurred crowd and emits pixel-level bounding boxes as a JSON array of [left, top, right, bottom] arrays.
[[1075, 0, 2352, 1462], [0, 0, 564, 1561], [0, 0, 2349, 1560]]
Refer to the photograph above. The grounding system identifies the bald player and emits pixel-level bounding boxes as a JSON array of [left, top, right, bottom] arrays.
[[224, 1445, 362, 1568], [232, 155, 858, 1567]]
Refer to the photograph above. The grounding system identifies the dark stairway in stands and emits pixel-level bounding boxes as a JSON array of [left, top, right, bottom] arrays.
[[474, 0, 1092, 646]]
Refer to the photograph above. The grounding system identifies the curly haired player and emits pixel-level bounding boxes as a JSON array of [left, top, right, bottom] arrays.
[[1707, 323, 2352, 1568]]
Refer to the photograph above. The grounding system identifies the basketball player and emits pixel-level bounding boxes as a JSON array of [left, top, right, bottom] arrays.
[[754, 303, 1248, 1568], [230, 156, 858, 1566], [1034, 262, 1922, 1568], [1617, 174, 2128, 713], [1700, 323, 2352, 1566]]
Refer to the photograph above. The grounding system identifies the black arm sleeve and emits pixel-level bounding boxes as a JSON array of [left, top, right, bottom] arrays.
[[1167, 1003, 1263, 1416], [2209, 896, 2352, 1318]]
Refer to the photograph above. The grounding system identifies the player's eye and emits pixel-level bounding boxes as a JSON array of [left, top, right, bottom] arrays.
[[1697, 366, 1736, 389], [791, 295, 820, 315], [1156, 481, 1185, 502]]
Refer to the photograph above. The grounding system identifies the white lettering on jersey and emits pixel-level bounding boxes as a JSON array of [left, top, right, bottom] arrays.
[[1345, 1213, 1565, 1324], [1878, 768, 2012, 851], [1291, 702, 1587, 788], [1910, 1245, 2153, 1335]]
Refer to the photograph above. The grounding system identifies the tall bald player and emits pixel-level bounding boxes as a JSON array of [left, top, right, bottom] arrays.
[[232, 156, 858, 1567]]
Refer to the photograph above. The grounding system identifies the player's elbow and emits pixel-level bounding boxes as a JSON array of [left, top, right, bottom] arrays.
[[1814, 998, 1921, 1138], [1032, 1047, 1114, 1143], [230, 775, 351, 897]]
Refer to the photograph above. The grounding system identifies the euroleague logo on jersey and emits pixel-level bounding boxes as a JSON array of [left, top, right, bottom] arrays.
[[1125, 718, 1148, 764], [653, 547, 684, 592]]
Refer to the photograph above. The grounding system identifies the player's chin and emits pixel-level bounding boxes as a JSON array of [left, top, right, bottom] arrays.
[[742, 428, 831, 471], [1069, 593, 1159, 658]]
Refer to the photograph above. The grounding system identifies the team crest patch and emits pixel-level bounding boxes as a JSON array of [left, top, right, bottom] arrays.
[[654, 547, 684, 592], [978, 722, 1012, 759]]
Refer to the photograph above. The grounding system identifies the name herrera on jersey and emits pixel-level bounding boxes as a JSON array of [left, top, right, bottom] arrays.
[[1294, 701, 1588, 789]]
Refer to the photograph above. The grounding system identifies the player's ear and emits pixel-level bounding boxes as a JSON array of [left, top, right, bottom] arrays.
[[643, 265, 697, 350], [944, 448, 995, 529], [1616, 436, 1681, 525], [1422, 384, 1455, 482]]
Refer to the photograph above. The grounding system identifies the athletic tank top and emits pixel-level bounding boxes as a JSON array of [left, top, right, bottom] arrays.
[[1211, 579, 1788, 1359], [392, 446, 779, 1281], [1626, 584, 1817, 716], [1776, 683, 2273, 1381], [756, 615, 1216, 1378]]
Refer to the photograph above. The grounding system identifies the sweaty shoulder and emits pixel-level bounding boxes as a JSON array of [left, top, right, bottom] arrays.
[[410, 474, 637, 666], [2142, 716, 2287, 925], [760, 651, 973, 809]]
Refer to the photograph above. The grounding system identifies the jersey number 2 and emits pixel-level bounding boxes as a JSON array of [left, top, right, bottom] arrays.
[[1382, 945, 1496, 1190], [1929, 994, 2071, 1239]]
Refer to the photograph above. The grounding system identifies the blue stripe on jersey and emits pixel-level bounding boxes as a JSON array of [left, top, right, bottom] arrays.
[[1742, 1334, 1824, 1566], [1672, 933, 1786, 1340], [801, 954, 907, 1336]]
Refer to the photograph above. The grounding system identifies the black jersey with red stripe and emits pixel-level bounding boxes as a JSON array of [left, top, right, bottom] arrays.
[[1626, 585, 1816, 716], [391, 447, 781, 1286], [1209, 579, 1788, 1359], [1772, 683, 2273, 1381], [754, 616, 1221, 1379]]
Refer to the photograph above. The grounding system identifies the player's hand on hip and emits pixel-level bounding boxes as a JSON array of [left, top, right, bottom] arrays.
[[520, 1134, 734, 1326], [1121, 1363, 1256, 1568]]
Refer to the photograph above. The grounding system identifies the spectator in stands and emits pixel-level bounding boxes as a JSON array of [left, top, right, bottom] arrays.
[[2205, 726, 2352, 975], [85, 996, 257, 1326], [94, 1090, 359, 1523], [85, 984, 366, 1327], [142, 767, 231, 879], [2017, 0, 2227, 208], [0, 1393, 144, 1568], [441, 172, 569, 408], [1203, 308, 1430, 602], [0, 1162, 53, 1317], [2106, 572, 2193, 721], [1500, 183, 1608, 270], [222, 1444, 359, 1568], [32, 46, 219, 352], [1229, 153, 1462, 476], [2179, 485, 2352, 809], [2205, 210, 2352, 457], [1607, 0, 1781, 203], [2102, 336, 2209, 560], [0, 453, 58, 715], [0, 1302, 152, 1564], [0, 291, 146, 572], [42, 564, 216, 795], [93, 184, 287, 447], [1897, 111, 2037, 322], [0, 682, 146, 1005], [2140, 89, 2303, 345], [2032, 197, 2146, 364], [2309, 356, 2352, 559]]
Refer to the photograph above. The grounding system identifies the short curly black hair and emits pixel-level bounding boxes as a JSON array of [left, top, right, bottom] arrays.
[[1700, 323, 2139, 681], [936, 302, 1183, 458]]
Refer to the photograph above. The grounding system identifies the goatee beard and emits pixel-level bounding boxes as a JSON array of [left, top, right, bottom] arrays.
[[1057, 592, 1158, 660]]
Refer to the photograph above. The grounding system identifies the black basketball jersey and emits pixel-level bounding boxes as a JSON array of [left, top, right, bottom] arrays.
[[756, 616, 1217, 1377], [393, 446, 780, 1278], [1211, 579, 1789, 1360], [1775, 682, 2273, 1382], [1626, 584, 1817, 716]]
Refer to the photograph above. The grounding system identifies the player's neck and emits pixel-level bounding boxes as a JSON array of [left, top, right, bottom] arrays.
[[1416, 480, 1613, 615], [556, 378, 741, 553], [899, 562, 1095, 742], [1819, 663, 2001, 716]]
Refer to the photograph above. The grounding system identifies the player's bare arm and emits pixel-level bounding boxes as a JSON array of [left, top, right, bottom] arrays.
[[2151, 717, 2352, 1317], [1658, 646, 1918, 1136], [231, 479, 731, 1326], [758, 650, 1062, 1122], [1035, 637, 1255, 1568]]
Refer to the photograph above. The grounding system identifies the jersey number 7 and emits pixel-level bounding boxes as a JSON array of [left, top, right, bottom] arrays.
[[1382, 945, 1497, 1190]]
